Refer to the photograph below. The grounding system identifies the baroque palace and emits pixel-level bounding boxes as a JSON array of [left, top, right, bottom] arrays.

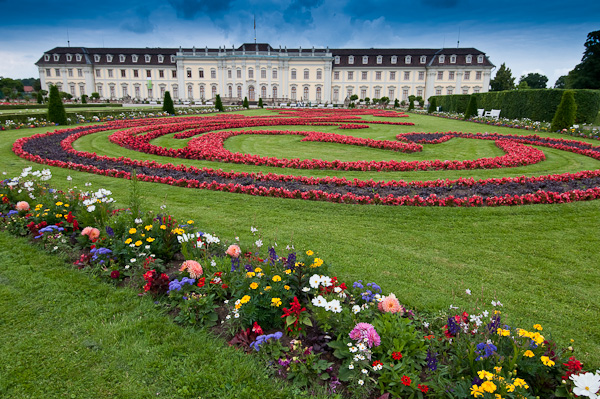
[[36, 43, 494, 104]]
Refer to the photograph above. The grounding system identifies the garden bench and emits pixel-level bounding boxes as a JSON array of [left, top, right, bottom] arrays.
[[477, 108, 484, 117], [484, 109, 501, 119], [205, 101, 214, 106]]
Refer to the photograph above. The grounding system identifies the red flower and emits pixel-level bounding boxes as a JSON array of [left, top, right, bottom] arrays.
[[392, 352, 403, 360], [401, 375, 411, 386], [418, 384, 429, 393], [252, 322, 264, 335], [197, 277, 206, 287], [110, 270, 120, 279], [372, 360, 382, 367], [221, 284, 228, 289]]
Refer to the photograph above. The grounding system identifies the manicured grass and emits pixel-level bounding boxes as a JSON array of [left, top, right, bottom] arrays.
[[0, 232, 317, 399], [1, 110, 599, 371]]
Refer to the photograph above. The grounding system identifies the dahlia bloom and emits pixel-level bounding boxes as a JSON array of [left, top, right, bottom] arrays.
[[378, 293, 404, 315], [226, 244, 241, 258], [180, 260, 203, 278], [15, 201, 30, 211], [349, 322, 381, 348], [81, 226, 100, 240]]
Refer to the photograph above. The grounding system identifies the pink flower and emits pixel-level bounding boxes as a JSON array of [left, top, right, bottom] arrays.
[[180, 260, 203, 278], [15, 201, 30, 211], [81, 226, 100, 240], [226, 244, 241, 258], [379, 293, 404, 315], [349, 322, 381, 348]]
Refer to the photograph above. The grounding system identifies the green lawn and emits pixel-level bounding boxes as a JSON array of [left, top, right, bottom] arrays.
[[1, 109, 599, 379]]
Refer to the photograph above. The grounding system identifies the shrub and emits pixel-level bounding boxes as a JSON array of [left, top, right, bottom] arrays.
[[551, 90, 577, 131], [408, 100, 415, 111], [394, 99, 400, 108], [427, 97, 437, 113], [162, 91, 175, 115], [258, 97, 263, 108], [81, 94, 88, 104], [243, 96, 249, 109], [47, 85, 67, 125], [463, 95, 478, 120], [37, 91, 43, 104], [215, 94, 224, 112]]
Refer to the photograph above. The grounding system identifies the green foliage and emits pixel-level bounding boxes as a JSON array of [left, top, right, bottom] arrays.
[[394, 99, 399, 108], [162, 91, 175, 114], [519, 73, 548, 89], [47, 85, 67, 125], [490, 63, 515, 91], [554, 75, 567, 89], [350, 94, 359, 102], [567, 30, 600, 89], [243, 96, 249, 109], [428, 94, 470, 114], [91, 92, 100, 100], [551, 90, 577, 131], [215, 94, 224, 111], [517, 81, 530, 90], [427, 97, 437, 113], [408, 100, 415, 110], [36, 91, 43, 104], [258, 97, 263, 108], [380, 96, 390, 108], [81, 94, 87, 104], [464, 95, 478, 120]]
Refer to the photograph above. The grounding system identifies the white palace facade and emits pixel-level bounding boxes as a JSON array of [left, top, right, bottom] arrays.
[[36, 43, 494, 104]]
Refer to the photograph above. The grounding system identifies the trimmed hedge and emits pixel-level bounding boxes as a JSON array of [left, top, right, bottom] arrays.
[[0, 103, 123, 110], [429, 89, 600, 123]]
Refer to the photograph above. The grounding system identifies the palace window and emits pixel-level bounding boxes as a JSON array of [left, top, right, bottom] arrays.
[[303, 86, 309, 100], [447, 88, 453, 95], [261, 69, 266, 79], [261, 86, 266, 98], [402, 89, 409, 100], [474, 87, 481, 93], [333, 88, 339, 102], [390, 71, 396, 80], [46, 69, 51, 77], [67, 54, 72, 62], [435, 88, 442, 95], [135, 86, 140, 98], [119, 54, 125, 62], [466, 55, 472, 63], [237, 86, 242, 98], [439, 55, 445, 63], [188, 85, 193, 99], [199, 69, 204, 78], [210, 69, 216, 79], [362, 55, 368, 64], [272, 69, 277, 79], [334, 56, 340, 64], [450, 55, 456, 63], [420, 55, 426, 64], [376, 55, 382, 64], [272, 85, 277, 98], [437, 71, 443, 80], [76, 54, 82, 62], [107, 54, 113, 62], [158, 55, 164, 63], [107, 69, 113, 78], [96, 85, 103, 97], [228, 86, 233, 97], [476, 71, 482, 80], [228, 69, 232, 79], [375, 71, 382, 80], [348, 71, 353, 80], [361, 89, 366, 99], [304, 69, 309, 79], [125, 85, 130, 97], [405, 55, 412, 64], [173, 85, 178, 98], [187, 69, 192, 78], [291, 69, 297, 79], [44, 54, 50, 61], [172, 70, 177, 78], [463, 87, 469, 94], [109, 85, 115, 98], [316, 86, 321, 101], [348, 55, 354, 64], [237, 69, 242, 79], [374, 88, 380, 98], [94, 55, 100, 62], [68, 69, 73, 77], [464, 71, 471, 80], [121, 69, 127, 78], [79, 85, 85, 95], [77, 68, 83, 77], [449, 71, 455, 80], [477, 55, 484, 63], [171, 55, 176, 63], [404, 71, 410, 80], [132, 55, 138, 62], [159, 70, 164, 78], [389, 88, 394, 99], [146, 70, 151, 78], [418, 71, 424, 80], [248, 68, 254, 79], [334, 71, 340, 80], [391, 56, 397, 64], [417, 88, 423, 97], [316, 69, 322, 79], [133, 70, 139, 78], [200, 86, 205, 98], [54, 54, 59, 61], [347, 87, 353, 97], [95, 69, 101, 78], [362, 71, 368, 80], [291, 86, 296, 100], [70, 85, 75, 95], [145, 55, 151, 63]]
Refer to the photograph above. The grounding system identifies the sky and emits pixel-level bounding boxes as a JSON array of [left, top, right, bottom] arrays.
[[1, 0, 598, 86]]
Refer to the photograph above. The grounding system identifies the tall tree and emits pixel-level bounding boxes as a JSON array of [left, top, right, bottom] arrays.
[[568, 30, 600, 89], [162, 91, 175, 114], [551, 90, 577, 132], [554, 75, 567, 89], [490, 63, 515, 91], [47, 85, 67, 125], [519, 73, 548, 89]]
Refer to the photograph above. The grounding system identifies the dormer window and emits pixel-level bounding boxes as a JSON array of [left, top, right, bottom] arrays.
[[53, 54, 59, 61], [439, 55, 445, 63], [466, 55, 472, 63], [94, 54, 100, 62], [66, 54, 72, 62], [477, 55, 484, 63], [334, 56, 340, 64], [405, 55, 412, 64], [348, 55, 354, 64], [76, 54, 82, 62], [376, 55, 382, 64], [132, 54, 138, 62], [450, 55, 457, 63], [391, 56, 397, 64], [107, 54, 113, 62], [158, 55, 164, 63], [119, 54, 125, 62], [420, 55, 427, 64], [44, 54, 50, 61], [170, 55, 175, 63], [362, 55, 368, 64], [145, 54, 151, 63]]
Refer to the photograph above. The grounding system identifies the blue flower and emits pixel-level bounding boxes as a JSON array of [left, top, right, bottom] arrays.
[[105, 226, 114, 237], [167, 277, 196, 294], [447, 317, 460, 335], [250, 332, 283, 351], [426, 350, 438, 371]]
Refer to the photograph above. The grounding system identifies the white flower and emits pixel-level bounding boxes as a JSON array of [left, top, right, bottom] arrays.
[[67, 176, 72, 181], [465, 289, 471, 295], [226, 315, 231, 320], [125, 265, 130, 269], [250, 226, 258, 233], [449, 304, 459, 310], [348, 364, 354, 370], [482, 310, 489, 317], [223, 300, 229, 304], [234, 313, 240, 318], [352, 305, 361, 314], [204, 233, 220, 244], [361, 369, 368, 374], [334, 286, 341, 293], [302, 287, 310, 292], [130, 258, 136, 263], [255, 239, 263, 248], [349, 346, 358, 353], [358, 380, 364, 386], [570, 372, 600, 398], [328, 299, 342, 313], [309, 274, 321, 289], [423, 321, 430, 328], [312, 295, 327, 308], [357, 343, 367, 352], [87, 205, 96, 212], [492, 300, 503, 307], [235, 236, 239, 241], [211, 259, 216, 267], [135, 218, 143, 224], [320, 275, 332, 287]]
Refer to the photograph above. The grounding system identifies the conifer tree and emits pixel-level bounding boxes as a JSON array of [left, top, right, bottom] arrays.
[[243, 96, 249, 109], [215, 94, 224, 112], [36, 91, 43, 104], [464, 95, 478, 120], [162, 91, 175, 114], [551, 90, 577, 132], [258, 97, 263, 108], [427, 97, 437, 113], [47, 85, 67, 125]]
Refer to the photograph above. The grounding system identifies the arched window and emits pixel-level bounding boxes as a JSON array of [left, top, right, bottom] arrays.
[[272, 85, 278, 98], [291, 86, 297, 100], [405, 55, 412, 64], [187, 85, 193, 99], [228, 86, 233, 97], [200, 85, 205, 99], [303, 87, 309, 100], [333, 88, 339, 102], [248, 86, 255, 101], [237, 86, 242, 98], [261, 86, 267, 99], [212, 86, 217, 98], [316, 87, 321, 101]]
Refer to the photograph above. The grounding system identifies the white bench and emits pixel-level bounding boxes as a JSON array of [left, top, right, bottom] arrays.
[[327, 104, 334, 108], [194, 101, 203, 105], [149, 101, 158, 105], [318, 104, 325, 108], [183, 101, 190, 105], [205, 101, 214, 105], [477, 108, 484, 117], [484, 109, 501, 119], [280, 103, 287, 108]]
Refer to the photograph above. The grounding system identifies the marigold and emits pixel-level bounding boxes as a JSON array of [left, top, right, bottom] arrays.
[[180, 260, 203, 278], [160, 225, 166, 230], [271, 298, 282, 307], [145, 225, 152, 231], [513, 378, 529, 389], [306, 250, 314, 256], [533, 323, 543, 331], [146, 237, 155, 242], [272, 275, 282, 282], [125, 238, 132, 244], [470, 385, 485, 397], [55, 201, 63, 206], [134, 240, 142, 247], [284, 285, 290, 290], [250, 282, 259, 290], [246, 272, 256, 278], [523, 350, 534, 358], [481, 381, 497, 393], [129, 228, 137, 234], [240, 295, 251, 304], [541, 356, 555, 367]]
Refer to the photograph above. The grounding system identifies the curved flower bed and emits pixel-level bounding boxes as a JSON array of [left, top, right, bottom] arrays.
[[10, 111, 600, 207]]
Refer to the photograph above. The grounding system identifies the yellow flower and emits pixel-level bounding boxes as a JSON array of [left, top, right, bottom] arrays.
[[145, 225, 153, 231], [246, 272, 256, 278], [470, 385, 484, 397], [171, 228, 184, 235], [478, 370, 494, 381], [250, 282, 259, 290], [235, 303, 242, 310], [264, 286, 271, 291], [187, 220, 194, 224], [64, 204, 69, 207], [513, 378, 529, 389], [284, 269, 292, 275], [532, 332, 545, 345], [272, 275, 282, 282], [129, 228, 137, 234], [55, 201, 63, 206], [134, 240, 142, 247], [481, 381, 497, 393], [125, 238, 132, 244], [523, 350, 534, 358], [540, 356, 555, 367], [42, 213, 48, 216], [495, 395, 503, 399], [64, 214, 69, 219], [254, 268, 262, 273], [306, 250, 313, 256], [160, 225, 166, 230], [295, 262, 304, 268], [533, 324, 543, 331], [271, 298, 282, 307], [497, 328, 510, 337], [506, 384, 515, 392], [313, 258, 323, 267], [240, 295, 251, 304], [141, 233, 145, 237], [146, 237, 155, 243], [494, 366, 502, 374], [55, 213, 62, 218], [284, 285, 290, 290]]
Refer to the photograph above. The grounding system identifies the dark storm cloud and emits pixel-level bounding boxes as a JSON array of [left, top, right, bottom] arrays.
[[167, 0, 234, 19], [121, 7, 156, 34]]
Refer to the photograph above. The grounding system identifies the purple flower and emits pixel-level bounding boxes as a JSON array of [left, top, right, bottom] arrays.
[[447, 317, 460, 335], [286, 252, 296, 270], [475, 342, 497, 361], [426, 350, 438, 371], [230, 257, 240, 272], [349, 322, 380, 348], [105, 226, 114, 237]]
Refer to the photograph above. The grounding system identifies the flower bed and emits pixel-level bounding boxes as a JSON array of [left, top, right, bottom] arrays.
[[1, 170, 598, 398]]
